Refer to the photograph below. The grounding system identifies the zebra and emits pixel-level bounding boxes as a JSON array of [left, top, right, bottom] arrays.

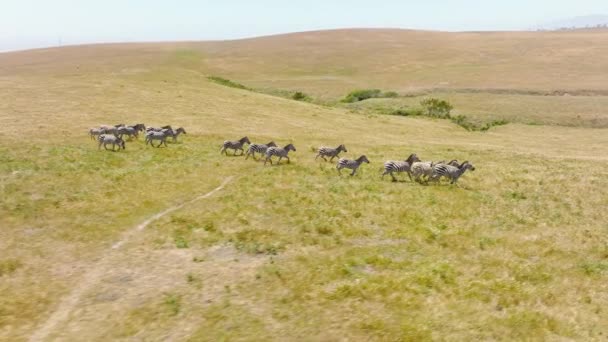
[[98, 134, 125, 151], [145, 129, 172, 147], [382, 153, 421, 182], [130, 123, 146, 133], [166, 127, 187, 142], [337, 155, 370, 176], [315, 144, 347, 162], [411, 159, 459, 183], [100, 126, 119, 136], [264, 143, 296, 165], [89, 127, 105, 140], [430, 161, 475, 184], [117, 126, 139, 140], [146, 125, 172, 133], [221, 136, 251, 155], [245, 141, 277, 160]]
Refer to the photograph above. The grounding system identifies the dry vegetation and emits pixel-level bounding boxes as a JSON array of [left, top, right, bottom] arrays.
[[1, 29, 608, 341]]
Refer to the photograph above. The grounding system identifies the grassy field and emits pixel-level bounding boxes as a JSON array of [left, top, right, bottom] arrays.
[[346, 92, 608, 128], [1, 30, 608, 341]]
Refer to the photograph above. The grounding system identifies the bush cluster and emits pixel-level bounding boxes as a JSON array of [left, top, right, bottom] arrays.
[[342, 89, 399, 103]]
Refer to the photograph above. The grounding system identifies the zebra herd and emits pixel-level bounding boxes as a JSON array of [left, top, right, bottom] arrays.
[[222, 138, 476, 184], [89, 124, 187, 150]]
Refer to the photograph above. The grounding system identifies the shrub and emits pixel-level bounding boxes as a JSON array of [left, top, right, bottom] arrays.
[[342, 89, 383, 103], [292, 91, 310, 101], [383, 91, 399, 98], [389, 108, 424, 117], [207, 76, 249, 90], [420, 98, 453, 118]]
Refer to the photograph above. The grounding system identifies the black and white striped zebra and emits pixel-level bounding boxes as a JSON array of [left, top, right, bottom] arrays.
[[98, 134, 125, 151], [411, 159, 459, 183], [245, 141, 277, 160], [430, 161, 475, 184], [264, 143, 296, 165], [221, 136, 251, 156], [382, 153, 421, 182], [117, 126, 139, 140], [165, 127, 186, 142], [145, 129, 172, 147], [337, 155, 370, 176], [315, 144, 347, 162]]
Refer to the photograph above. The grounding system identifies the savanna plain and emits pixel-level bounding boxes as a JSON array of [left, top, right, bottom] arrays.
[[1, 28, 608, 341]]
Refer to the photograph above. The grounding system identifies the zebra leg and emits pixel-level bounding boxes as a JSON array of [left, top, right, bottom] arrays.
[[315, 154, 320, 160], [337, 165, 342, 175], [351, 168, 357, 176], [390, 173, 397, 182], [407, 172, 413, 181], [264, 157, 272, 165], [245, 151, 250, 160], [322, 156, 328, 162], [286, 156, 290, 164], [220, 147, 226, 155], [329, 156, 335, 162]]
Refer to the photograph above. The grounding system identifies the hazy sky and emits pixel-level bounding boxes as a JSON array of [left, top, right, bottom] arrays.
[[1, 0, 607, 51]]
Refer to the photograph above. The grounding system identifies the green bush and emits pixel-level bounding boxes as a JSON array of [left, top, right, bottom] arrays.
[[383, 91, 399, 98], [420, 98, 453, 118], [389, 108, 424, 117], [342, 89, 383, 103], [342, 89, 399, 102], [207, 76, 249, 90], [291, 91, 310, 101]]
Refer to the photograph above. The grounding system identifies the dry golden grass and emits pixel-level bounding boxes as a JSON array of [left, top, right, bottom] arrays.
[[1, 32, 608, 341]]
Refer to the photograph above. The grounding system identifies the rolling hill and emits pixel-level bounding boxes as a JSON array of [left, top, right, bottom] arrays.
[[1, 29, 608, 341]]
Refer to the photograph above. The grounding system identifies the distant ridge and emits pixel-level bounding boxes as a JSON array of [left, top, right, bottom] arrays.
[[536, 14, 608, 30]]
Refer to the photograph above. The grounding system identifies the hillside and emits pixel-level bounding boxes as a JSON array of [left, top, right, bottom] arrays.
[[1, 30, 608, 341]]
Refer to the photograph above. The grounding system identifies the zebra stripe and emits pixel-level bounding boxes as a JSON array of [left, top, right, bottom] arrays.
[[221, 136, 251, 155], [316, 144, 347, 161], [246, 141, 277, 160], [382, 153, 421, 182], [264, 144, 296, 165], [337, 155, 369, 176], [430, 161, 475, 184]]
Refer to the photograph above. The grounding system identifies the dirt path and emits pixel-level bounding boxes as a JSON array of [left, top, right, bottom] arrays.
[[28, 176, 234, 342]]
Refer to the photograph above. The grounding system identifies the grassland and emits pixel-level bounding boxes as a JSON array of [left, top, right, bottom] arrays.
[[1, 30, 608, 341]]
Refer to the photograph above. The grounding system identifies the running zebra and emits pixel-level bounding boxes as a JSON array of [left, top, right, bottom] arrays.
[[245, 141, 277, 160], [382, 153, 421, 182], [117, 126, 139, 140], [430, 161, 475, 184], [264, 143, 296, 165], [166, 127, 187, 142], [145, 129, 172, 147], [337, 155, 370, 176], [98, 134, 125, 151], [89, 127, 105, 140], [221, 136, 251, 156], [411, 159, 459, 183], [315, 144, 347, 162]]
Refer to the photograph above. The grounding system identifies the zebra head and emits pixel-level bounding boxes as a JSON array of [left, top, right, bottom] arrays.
[[133, 123, 146, 132], [338, 144, 347, 153], [406, 153, 421, 164], [176, 127, 187, 134], [285, 143, 296, 152], [266, 141, 277, 147], [461, 161, 475, 171], [240, 136, 251, 145], [357, 155, 370, 164]]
